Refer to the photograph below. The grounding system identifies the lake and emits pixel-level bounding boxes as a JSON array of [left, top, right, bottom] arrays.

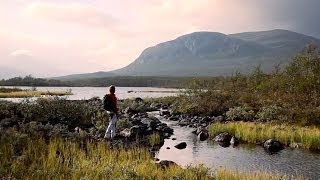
[[0, 86, 180, 101]]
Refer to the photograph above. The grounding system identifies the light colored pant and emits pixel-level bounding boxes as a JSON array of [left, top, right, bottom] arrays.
[[104, 113, 117, 139]]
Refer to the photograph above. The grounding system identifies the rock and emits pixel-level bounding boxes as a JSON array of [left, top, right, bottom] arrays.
[[162, 127, 174, 134], [169, 115, 179, 121], [124, 107, 134, 114], [158, 160, 178, 169], [174, 142, 187, 149], [154, 158, 160, 161], [120, 128, 131, 137], [150, 103, 162, 109], [129, 125, 141, 137], [161, 105, 169, 110], [214, 115, 225, 122], [198, 131, 209, 141], [230, 136, 239, 146], [214, 132, 233, 147], [263, 139, 284, 152], [141, 118, 158, 129], [160, 110, 170, 116], [178, 119, 189, 126], [191, 130, 197, 135], [166, 147, 170, 149], [135, 97, 143, 103]]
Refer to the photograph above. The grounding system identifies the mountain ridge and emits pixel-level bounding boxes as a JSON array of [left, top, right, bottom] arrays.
[[53, 29, 320, 80]]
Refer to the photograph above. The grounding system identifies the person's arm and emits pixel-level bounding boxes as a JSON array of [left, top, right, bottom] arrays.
[[115, 97, 119, 116]]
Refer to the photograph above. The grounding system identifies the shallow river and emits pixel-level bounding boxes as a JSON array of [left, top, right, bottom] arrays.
[[153, 113, 320, 179]]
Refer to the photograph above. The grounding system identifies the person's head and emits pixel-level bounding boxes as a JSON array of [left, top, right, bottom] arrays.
[[109, 85, 115, 94]]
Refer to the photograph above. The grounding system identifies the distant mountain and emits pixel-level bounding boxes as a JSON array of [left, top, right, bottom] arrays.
[[53, 71, 116, 81], [54, 29, 320, 80], [0, 66, 27, 80], [229, 29, 320, 55]]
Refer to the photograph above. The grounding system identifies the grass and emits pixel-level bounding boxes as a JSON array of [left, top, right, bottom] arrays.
[[0, 137, 301, 180], [0, 137, 211, 179], [216, 169, 304, 180], [0, 90, 73, 98], [208, 122, 320, 150]]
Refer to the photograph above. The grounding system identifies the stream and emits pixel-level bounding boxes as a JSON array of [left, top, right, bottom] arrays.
[[151, 112, 320, 179]]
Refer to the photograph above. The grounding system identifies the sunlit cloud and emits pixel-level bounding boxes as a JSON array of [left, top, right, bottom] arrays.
[[10, 49, 32, 57]]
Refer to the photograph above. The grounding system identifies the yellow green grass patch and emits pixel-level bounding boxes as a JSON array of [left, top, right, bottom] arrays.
[[0, 90, 72, 98], [209, 122, 320, 150]]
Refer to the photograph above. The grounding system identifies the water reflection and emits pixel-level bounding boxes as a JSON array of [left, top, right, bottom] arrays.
[[155, 115, 320, 179]]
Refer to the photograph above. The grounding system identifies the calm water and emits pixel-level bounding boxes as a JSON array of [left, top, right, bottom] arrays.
[[152, 113, 320, 179], [0, 86, 180, 102]]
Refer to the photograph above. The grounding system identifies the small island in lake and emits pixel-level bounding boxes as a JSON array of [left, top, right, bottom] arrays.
[[0, 87, 72, 98]]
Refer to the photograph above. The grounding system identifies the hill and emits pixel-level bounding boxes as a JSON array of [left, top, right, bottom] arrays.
[[54, 29, 320, 80]]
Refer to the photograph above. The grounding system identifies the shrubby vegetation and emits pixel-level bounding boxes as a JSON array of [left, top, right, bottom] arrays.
[[0, 75, 197, 88], [170, 45, 320, 126]]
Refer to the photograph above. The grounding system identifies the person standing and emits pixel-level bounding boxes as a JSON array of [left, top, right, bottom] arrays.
[[103, 85, 119, 140]]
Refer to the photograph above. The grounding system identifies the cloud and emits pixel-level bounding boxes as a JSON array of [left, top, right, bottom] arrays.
[[10, 49, 32, 57], [26, 2, 116, 27]]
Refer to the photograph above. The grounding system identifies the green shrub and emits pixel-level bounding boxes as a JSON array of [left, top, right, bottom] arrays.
[[256, 105, 282, 121], [226, 106, 255, 121]]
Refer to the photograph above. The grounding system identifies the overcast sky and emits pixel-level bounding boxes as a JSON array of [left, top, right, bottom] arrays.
[[1, 0, 319, 77]]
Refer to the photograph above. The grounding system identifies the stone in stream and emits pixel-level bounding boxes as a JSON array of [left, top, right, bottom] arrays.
[[230, 136, 239, 146], [174, 142, 187, 149], [169, 115, 179, 121], [172, 138, 177, 140], [166, 147, 170, 149], [198, 131, 209, 141], [214, 132, 237, 147], [160, 110, 170, 116], [263, 139, 284, 152]]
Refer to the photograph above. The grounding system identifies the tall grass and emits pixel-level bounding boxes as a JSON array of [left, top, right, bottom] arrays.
[[0, 90, 72, 98], [0, 137, 305, 179], [216, 169, 304, 180], [208, 122, 320, 150], [0, 137, 211, 179]]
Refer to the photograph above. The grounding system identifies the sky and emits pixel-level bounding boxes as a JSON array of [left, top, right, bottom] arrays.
[[0, 0, 320, 78]]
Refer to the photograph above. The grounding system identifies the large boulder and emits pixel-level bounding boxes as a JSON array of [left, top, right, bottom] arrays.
[[174, 142, 187, 149], [263, 139, 284, 152]]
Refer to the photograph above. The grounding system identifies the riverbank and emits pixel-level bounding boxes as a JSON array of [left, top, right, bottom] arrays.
[[0, 136, 298, 180], [208, 122, 320, 150]]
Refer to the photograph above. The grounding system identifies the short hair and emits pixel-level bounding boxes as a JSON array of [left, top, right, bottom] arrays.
[[109, 85, 115, 92]]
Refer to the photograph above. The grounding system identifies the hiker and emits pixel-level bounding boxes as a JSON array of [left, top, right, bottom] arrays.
[[103, 85, 119, 140]]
